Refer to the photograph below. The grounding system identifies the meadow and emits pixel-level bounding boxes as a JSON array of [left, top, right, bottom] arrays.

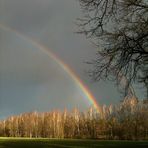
[[0, 138, 148, 148]]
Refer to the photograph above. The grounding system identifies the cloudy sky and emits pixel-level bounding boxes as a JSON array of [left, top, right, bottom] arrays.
[[0, 0, 141, 119]]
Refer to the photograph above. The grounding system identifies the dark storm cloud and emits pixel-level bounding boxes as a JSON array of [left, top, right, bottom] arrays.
[[0, 25, 90, 119], [0, 0, 127, 119], [0, 0, 53, 33], [0, 29, 60, 85]]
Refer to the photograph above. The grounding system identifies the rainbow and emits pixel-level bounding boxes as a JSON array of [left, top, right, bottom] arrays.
[[0, 24, 102, 112]]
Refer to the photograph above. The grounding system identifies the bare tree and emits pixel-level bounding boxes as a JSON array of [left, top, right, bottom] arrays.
[[0, 103, 147, 140], [77, 0, 148, 97]]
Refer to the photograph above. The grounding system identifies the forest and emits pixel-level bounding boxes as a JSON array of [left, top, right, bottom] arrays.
[[0, 97, 147, 140]]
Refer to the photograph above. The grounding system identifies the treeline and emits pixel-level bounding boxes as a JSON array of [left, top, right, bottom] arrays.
[[0, 97, 148, 140]]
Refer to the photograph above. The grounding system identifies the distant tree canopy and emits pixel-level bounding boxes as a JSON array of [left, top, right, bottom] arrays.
[[0, 98, 148, 140], [78, 0, 148, 97]]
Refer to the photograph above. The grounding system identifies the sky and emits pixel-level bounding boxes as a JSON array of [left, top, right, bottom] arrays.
[[0, 0, 141, 119]]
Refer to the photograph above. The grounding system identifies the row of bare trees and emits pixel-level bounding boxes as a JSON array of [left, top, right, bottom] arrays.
[[0, 98, 148, 140]]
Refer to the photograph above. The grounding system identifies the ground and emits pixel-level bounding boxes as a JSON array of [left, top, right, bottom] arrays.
[[0, 138, 148, 148]]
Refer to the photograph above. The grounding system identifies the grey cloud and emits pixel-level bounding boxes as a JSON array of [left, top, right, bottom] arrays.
[[0, 0, 135, 119]]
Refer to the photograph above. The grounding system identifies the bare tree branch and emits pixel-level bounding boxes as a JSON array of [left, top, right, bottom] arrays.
[[78, 0, 148, 98]]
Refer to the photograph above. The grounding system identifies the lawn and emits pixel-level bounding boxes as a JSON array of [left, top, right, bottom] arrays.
[[0, 138, 148, 148]]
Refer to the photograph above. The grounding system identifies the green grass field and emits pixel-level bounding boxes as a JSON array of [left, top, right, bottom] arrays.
[[0, 138, 148, 148]]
